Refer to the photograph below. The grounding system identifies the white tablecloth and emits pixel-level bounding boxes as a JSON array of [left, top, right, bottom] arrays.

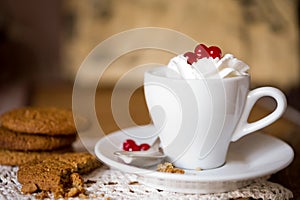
[[0, 165, 293, 200]]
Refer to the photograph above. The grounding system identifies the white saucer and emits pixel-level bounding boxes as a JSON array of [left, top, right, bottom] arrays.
[[94, 125, 294, 194]]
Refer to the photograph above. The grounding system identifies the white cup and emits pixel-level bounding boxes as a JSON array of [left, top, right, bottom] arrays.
[[144, 67, 287, 169]]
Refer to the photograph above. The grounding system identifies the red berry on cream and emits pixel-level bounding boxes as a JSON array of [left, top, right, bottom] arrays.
[[184, 52, 197, 65]]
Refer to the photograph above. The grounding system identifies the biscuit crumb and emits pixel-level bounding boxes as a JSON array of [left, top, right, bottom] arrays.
[[66, 173, 85, 197], [157, 162, 185, 174], [129, 181, 139, 185]]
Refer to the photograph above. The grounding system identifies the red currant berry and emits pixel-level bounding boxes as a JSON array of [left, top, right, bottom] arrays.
[[125, 139, 136, 146], [129, 144, 141, 151], [207, 46, 222, 59], [183, 52, 197, 64], [139, 143, 150, 151], [123, 142, 131, 151], [194, 44, 209, 59], [122, 139, 137, 151]]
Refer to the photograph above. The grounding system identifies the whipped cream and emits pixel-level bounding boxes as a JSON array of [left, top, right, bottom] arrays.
[[167, 54, 249, 79]]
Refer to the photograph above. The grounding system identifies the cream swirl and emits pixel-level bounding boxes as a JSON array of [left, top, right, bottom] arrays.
[[167, 54, 249, 79]]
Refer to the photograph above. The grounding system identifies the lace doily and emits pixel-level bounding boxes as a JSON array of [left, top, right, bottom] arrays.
[[0, 165, 293, 200]]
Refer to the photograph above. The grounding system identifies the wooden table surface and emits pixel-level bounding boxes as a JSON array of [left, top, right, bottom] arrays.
[[31, 83, 300, 199]]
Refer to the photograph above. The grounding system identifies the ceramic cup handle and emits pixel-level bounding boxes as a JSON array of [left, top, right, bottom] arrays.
[[231, 87, 287, 142]]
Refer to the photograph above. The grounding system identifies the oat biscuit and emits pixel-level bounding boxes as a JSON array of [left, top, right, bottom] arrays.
[[17, 152, 101, 197], [0, 107, 76, 135], [0, 127, 76, 151], [0, 148, 73, 166]]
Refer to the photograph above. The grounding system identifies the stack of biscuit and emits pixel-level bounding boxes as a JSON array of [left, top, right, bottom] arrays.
[[0, 107, 102, 198], [0, 107, 77, 165]]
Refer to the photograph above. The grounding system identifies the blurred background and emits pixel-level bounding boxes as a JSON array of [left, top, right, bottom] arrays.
[[0, 0, 299, 114], [1, 1, 300, 196]]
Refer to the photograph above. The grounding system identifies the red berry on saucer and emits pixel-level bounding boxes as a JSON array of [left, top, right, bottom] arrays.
[[122, 139, 151, 151], [139, 143, 150, 151], [194, 44, 209, 59], [123, 139, 137, 151], [130, 144, 141, 151], [125, 139, 136, 146], [184, 52, 197, 64], [207, 46, 222, 59], [122, 142, 131, 151]]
